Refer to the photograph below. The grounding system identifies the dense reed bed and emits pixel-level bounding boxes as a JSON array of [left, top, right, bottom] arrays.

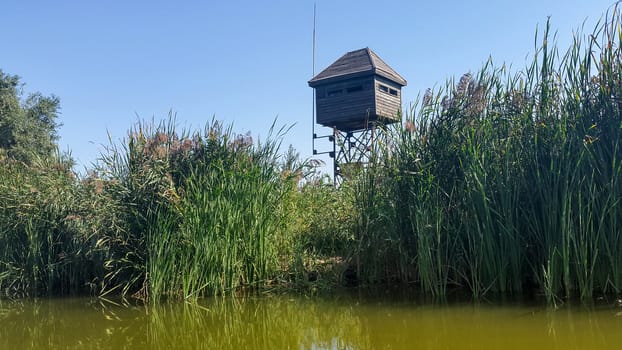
[[349, 7, 622, 302], [0, 156, 101, 297], [92, 118, 309, 301], [2, 6, 622, 304]]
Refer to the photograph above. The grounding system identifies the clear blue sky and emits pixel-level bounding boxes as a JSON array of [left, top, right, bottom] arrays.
[[3, 1, 618, 171]]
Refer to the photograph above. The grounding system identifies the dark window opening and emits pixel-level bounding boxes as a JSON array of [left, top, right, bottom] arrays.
[[327, 89, 343, 97], [347, 85, 363, 93], [378, 83, 399, 97]]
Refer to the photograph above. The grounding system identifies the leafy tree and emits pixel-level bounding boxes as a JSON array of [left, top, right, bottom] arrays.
[[0, 70, 61, 163]]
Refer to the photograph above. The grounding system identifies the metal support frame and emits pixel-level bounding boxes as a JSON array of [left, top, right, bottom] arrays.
[[314, 122, 387, 186]]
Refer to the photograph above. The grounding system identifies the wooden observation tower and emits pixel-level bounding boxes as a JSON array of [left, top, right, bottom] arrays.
[[308, 47, 406, 183]]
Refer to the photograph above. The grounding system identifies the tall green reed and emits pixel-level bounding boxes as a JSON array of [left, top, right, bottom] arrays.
[[95, 116, 298, 301], [348, 5, 622, 302], [0, 155, 98, 297]]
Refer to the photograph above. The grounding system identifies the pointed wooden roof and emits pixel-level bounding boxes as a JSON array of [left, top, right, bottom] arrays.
[[309, 47, 407, 87]]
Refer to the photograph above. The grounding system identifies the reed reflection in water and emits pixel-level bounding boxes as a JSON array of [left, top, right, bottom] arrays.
[[1, 293, 622, 349]]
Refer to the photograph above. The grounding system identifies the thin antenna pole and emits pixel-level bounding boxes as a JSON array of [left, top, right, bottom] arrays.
[[312, 3, 316, 79], [312, 3, 316, 154]]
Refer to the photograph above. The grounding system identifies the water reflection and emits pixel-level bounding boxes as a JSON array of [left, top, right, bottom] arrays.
[[1, 293, 621, 350], [149, 296, 365, 349]]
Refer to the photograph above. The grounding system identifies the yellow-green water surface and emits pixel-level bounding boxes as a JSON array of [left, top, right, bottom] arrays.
[[1, 292, 622, 349]]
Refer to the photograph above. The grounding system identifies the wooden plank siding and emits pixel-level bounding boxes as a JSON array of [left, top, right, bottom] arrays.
[[315, 77, 376, 127], [374, 76, 402, 122]]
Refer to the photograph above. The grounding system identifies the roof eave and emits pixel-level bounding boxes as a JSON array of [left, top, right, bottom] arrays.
[[376, 70, 407, 86], [308, 70, 374, 87], [309, 70, 407, 87]]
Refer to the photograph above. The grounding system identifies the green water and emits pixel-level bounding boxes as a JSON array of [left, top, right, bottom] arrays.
[[2, 291, 622, 349]]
